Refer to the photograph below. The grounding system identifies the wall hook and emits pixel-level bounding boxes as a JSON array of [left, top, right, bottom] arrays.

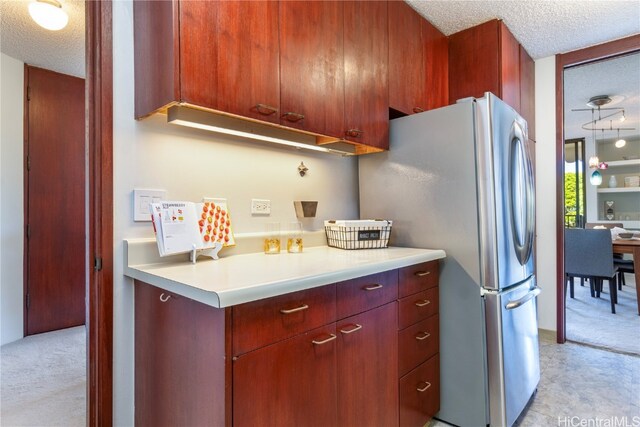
[[298, 161, 309, 177]]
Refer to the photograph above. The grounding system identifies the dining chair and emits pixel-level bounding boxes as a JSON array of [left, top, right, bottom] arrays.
[[615, 258, 635, 289], [565, 228, 619, 314]]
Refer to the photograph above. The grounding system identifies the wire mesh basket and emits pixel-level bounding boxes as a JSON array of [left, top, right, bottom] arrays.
[[324, 220, 392, 250]]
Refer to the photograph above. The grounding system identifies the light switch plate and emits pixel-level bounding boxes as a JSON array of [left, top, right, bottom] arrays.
[[133, 189, 166, 221]]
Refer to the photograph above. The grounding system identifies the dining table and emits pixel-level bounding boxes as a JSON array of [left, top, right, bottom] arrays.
[[612, 238, 640, 315]]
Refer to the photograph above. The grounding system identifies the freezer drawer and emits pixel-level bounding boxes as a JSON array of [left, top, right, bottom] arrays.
[[484, 277, 540, 427]]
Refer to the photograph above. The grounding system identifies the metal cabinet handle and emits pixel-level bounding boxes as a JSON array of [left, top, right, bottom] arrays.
[[414, 271, 430, 277], [312, 334, 337, 345], [159, 293, 171, 302], [417, 382, 431, 392], [413, 107, 425, 113], [415, 299, 431, 307], [363, 284, 383, 291], [339, 324, 363, 334], [345, 128, 363, 138], [282, 112, 305, 122], [415, 331, 431, 341], [255, 103, 278, 116], [280, 304, 309, 314]]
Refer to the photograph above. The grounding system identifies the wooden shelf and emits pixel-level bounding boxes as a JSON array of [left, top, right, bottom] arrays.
[[597, 187, 640, 193]]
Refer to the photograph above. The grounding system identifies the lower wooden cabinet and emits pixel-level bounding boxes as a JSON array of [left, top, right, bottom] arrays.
[[337, 303, 398, 427], [233, 325, 338, 427], [135, 261, 440, 426]]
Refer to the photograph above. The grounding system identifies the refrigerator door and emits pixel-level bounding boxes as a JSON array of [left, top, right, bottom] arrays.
[[485, 276, 541, 427], [475, 94, 535, 290]]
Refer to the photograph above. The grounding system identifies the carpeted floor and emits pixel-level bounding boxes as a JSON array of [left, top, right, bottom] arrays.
[[566, 273, 640, 355], [0, 326, 85, 427]]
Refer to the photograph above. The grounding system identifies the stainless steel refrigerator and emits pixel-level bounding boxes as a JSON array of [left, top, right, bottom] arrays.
[[359, 93, 540, 427]]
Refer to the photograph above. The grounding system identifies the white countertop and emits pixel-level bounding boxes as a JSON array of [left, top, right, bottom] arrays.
[[124, 239, 446, 308]]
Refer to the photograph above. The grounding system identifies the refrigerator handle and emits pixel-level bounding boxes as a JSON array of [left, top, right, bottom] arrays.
[[509, 122, 535, 265], [505, 287, 541, 310]]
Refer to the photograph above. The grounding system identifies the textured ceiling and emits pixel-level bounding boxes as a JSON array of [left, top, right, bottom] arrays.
[[408, 0, 640, 59], [0, 0, 85, 77], [564, 52, 640, 143]]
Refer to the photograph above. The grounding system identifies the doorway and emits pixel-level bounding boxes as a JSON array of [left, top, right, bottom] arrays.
[[24, 65, 85, 336], [556, 36, 640, 346]]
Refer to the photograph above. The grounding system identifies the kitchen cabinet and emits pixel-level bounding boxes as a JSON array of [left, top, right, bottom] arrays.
[[279, 0, 344, 137], [337, 303, 399, 427], [134, 0, 280, 122], [388, 0, 449, 116], [448, 19, 535, 139], [343, 0, 389, 150], [234, 325, 338, 427], [134, 260, 441, 426], [397, 261, 441, 426]]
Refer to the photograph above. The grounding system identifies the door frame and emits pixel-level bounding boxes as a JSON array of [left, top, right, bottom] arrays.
[[86, 1, 113, 424], [555, 35, 640, 343]]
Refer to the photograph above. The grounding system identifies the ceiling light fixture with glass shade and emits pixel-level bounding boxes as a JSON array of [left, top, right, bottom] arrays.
[[29, 0, 68, 31], [572, 95, 635, 150]]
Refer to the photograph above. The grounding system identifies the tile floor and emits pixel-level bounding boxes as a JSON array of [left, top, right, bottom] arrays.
[[431, 331, 640, 427]]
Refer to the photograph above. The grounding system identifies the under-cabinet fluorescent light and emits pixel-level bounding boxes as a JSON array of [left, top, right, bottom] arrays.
[[167, 106, 354, 156]]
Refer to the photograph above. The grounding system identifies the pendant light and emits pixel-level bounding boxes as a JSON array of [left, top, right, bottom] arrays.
[[590, 170, 603, 186], [29, 0, 68, 31], [614, 129, 626, 148]]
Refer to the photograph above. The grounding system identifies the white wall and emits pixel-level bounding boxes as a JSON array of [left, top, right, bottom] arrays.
[[112, 1, 359, 424], [0, 53, 25, 346], [534, 55, 558, 332]]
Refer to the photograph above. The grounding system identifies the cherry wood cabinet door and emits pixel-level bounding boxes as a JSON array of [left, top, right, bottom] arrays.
[[279, 1, 344, 136], [499, 21, 521, 113], [216, 0, 280, 123], [388, 1, 425, 115], [343, 0, 389, 149], [448, 19, 501, 104], [135, 281, 229, 427], [337, 303, 398, 427], [422, 19, 449, 110], [519, 46, 536, 141], [233, 325, 338, 427], [179, 0, 217, 110]]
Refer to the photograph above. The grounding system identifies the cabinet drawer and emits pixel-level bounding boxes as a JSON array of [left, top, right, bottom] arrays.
[[336, 270, 398, 319], [399, 261, 439, 298], [398, 314, 439, 377], [398, 287, 439, 330], [232, 285, 336, 356], [399, 354, 440, 427]]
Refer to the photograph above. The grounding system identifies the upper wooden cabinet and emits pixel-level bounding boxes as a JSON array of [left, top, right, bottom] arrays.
[[448, 19, 535, 139], [388, 1, 449, 116], [279, 1, 344, 137], [343, 0, 389, 150], [388, 1, 425, 116]]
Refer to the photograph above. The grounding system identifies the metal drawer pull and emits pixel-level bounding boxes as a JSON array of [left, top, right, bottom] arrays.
[[312, 334, 337, 345], [363, 284, 383, 291], [255, 103, 278, 115], [415, 332, 431, 341], [415, 300, 431, 307], [339, 324, 363, 334], [417, 382, 431, 392], [280, 304, 309, 314], [159, 293, 171, 302], [346, 128, 363, 138], [414, 271, 431, 277], [413, 107, 425, 113], [282, 112, 305, 122]]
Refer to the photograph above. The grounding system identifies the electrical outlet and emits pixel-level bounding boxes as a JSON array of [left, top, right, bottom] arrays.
[[251, 199, 271, 215]]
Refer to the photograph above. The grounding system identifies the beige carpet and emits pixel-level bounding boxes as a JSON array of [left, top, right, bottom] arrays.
[[0, 326, 85, 427], [566, 273, 640, 355]]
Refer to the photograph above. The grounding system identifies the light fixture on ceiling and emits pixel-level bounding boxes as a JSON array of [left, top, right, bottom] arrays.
[[167, 106, 356, 156], [615, 129, 626, 148], [619, 111, 626, 122], [29, 0, 68, 31], [590, 170, 603, 186]]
